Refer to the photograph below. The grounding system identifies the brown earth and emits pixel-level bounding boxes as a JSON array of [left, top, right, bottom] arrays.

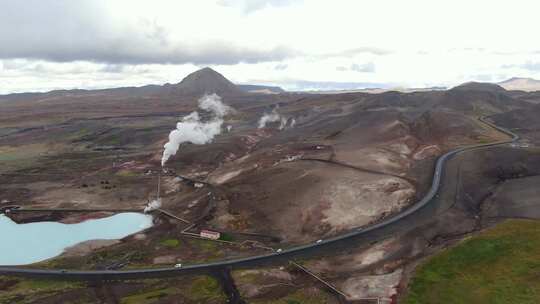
[[2, 73, 540, 303]]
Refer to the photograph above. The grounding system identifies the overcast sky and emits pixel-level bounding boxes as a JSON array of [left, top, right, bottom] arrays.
[[1, 0, 539, 94]]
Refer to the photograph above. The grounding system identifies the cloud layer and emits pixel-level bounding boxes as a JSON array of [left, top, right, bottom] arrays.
[[0, 0, 295, 65], [1, 0, 540, 94], [217, 0, 302, 13]]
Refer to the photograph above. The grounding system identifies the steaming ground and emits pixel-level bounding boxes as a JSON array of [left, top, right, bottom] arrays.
[[1, 80, 540, 302], [258, 105, 292, 130], [0, 89, 508, 241], [161, 93, 233, 166]]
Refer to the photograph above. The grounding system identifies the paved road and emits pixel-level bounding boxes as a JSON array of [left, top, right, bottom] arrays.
[[5, 208, 142, 213], [0, 116, 520, 280]]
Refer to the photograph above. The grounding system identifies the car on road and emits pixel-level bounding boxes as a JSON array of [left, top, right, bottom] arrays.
[[316, 239, 322, 244], [174, 263, 182, 268], [276, 248, 282, 253]]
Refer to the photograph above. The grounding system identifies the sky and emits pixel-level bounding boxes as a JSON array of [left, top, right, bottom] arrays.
[[1, 0, 540, 94]]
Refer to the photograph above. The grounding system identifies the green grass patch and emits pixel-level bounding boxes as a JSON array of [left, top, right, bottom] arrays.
[[100, 134, 122, 145], [83, 247, 149, 270], [219, 233, 235, 242], [0, 276, 83, 303], [405, 219, 540, 304], [234, 270, 263, 285], [160, 238, 180, 248], [67, 128, 94, 141], [115, 169, 138, 177], [188, 238, 220, 252], [476, 138, 491, 144], [0, 144, 52, 170], [251, 288, 331, 304], [120, 287, 178, 304], [0, 151, 23, 161], [187, 276, 226, 303]]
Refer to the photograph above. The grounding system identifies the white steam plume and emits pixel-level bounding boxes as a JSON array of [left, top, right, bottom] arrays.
[[161, 94, 232, 166], [258, 106, 294, 130], [278, 117, 288, 130], [144, 198, 161, 213], [289, 118, 296, 128], [259, 106, 283, 129]]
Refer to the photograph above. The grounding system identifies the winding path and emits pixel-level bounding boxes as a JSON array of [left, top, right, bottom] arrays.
[[0, 117, 520, 280]]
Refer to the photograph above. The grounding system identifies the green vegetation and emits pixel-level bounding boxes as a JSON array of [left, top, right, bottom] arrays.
[[67, 128, 93, 141], [120, 287, 178, 304], [32, 245, 152, 271], [0, 144, 52, 170], [101, 134, 122, 145], [0, 151, 23, 161], [251, 288, 331, 304], [405, 219, 540, 304], [476, 138, 491, 144], [0, 276, 83, 303], [160, 238, 180, 248], [235, 269, 332, 303], [219, 233, 235, 242], [188, 238, 220, 252], [115, 169, 138, 177], [120, 276, 226, 304], [188, 276, 226, 303], [184, 238, 226, 263], [85, 247, 149, 269], [234, 270, 262, 285]]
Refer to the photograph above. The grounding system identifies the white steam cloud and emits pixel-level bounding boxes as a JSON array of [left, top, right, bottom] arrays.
[[289, 118, 296, 128], [258, 106, 295, 130], [161, 94, 233, 166], [144, 198, 162, 213]]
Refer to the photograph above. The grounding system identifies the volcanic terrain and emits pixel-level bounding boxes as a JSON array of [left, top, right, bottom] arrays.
[[1, 68, 540, 303]]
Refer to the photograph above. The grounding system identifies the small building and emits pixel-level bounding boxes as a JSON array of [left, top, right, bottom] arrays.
[[200, 229, 221, 240]]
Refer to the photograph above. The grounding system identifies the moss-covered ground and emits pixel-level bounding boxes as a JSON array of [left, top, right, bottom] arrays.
[[405, 219, 540, 304]]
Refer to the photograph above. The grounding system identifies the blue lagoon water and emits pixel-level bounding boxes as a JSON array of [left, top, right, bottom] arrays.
[[0, 212, 153, 265]]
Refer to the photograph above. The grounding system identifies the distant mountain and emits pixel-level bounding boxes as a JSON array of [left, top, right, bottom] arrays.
[[0, 67, 288, 102], [439, 81, 533, 114], [237, 84, 285, 94], [498, 77, 540, 92], [451, 82, 507, 93], [304, 86, 447, 94], [172, 67, 244, 96]]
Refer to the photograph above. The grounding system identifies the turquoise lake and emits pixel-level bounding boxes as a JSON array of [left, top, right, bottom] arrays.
[[0, 213, 153, 265]]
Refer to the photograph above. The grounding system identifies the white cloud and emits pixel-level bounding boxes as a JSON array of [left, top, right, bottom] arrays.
[[1, 0, 540, 93], [217, 0, 302, 13], [0, 0, 296, 65]]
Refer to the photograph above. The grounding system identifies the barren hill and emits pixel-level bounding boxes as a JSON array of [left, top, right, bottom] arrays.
[[451, 81, 507, 93], [498, 77, 540, 92], [172, 67, 244, 97]]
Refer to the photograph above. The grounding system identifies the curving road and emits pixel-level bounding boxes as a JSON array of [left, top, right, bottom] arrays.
[[0, 116, 520, 280]]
